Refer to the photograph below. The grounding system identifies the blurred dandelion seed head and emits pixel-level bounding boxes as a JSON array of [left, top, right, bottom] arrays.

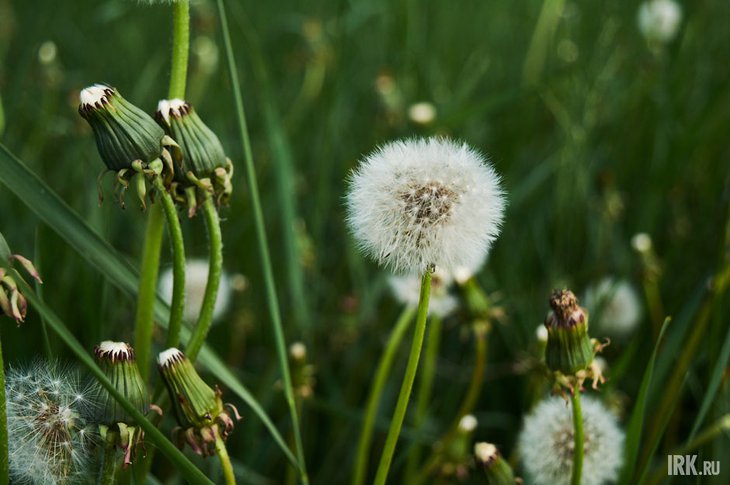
[[408, 102, 437, 125], [389, 267, 459, 317], [458, 414, 478, 432], [638, 0, 683, 43], [631, 232, 653, 253], [346, 138, 505, 274], [6, 362, 97, 484], [519, 396, 624, 485], [159, 259, 232, 324], [584, 278, 642, 337]]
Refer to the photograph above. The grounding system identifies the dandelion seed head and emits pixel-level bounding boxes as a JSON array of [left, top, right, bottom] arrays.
[[631, 233, 652, 253], [584, 278, 642, 337], [408, 102, 437, 125], [159, 259, 233, 324], [389, 267, 459, 317], [458, 414, 478, 433], [6, 361, 98, 484], [638, 0, 682, 43], [346, 137, 505, 275], [518, 396, 624, 485]]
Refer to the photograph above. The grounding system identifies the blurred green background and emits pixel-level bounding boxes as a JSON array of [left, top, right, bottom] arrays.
[[0, 0, 728, 483]]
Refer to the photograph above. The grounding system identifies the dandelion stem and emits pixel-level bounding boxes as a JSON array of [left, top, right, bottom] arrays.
[[134, 204, 165, 381], [373, 269, 432, 485], [0, 328, 8, 484], [152, 178, 186, 349], [216, 0, 308, 482], [134, 0, 190, 381], [185, 195, 222, 362], [570, 389, 584, 485], [214, 427, 236, 485], [403, 314, 442, 482], [98, 443, 118, 485], [352, 306, 416, 485]]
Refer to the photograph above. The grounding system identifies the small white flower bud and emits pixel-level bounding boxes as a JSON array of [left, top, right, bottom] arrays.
[[631, 232, 653, 253], [458, 414, 478, 433], [408, 102, 437, 125], [638, 0, 682, 44]]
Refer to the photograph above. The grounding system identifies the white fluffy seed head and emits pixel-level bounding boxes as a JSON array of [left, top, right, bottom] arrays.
[[458, 414, 478, 433], [518, 395, 624, 485], [638, 0, 682, 43], [408, 102, 437, 125], [159, 259, 233, 325], [631, 233, 652, 253], [5, 362, 98, 484], [289, 342, 307, 361], [584, 278, 643, 337], [346, 138, 506, 275], [389, 267, 459, 317]]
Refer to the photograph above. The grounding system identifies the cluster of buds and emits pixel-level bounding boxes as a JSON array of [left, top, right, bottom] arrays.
[[155, 99, 233, 216], [0, 233, 42, 324], [79, 85, 233, 214], [78, 84, 182, 209], [544, 289, 608, 393], [474, 442, 516, 485], [157, 348, 241, 456], [94, 341, 157, 467]]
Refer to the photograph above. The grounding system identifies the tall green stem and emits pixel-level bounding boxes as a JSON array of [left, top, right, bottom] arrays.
[[134, 205, 165, 381], [352, 306, 416, 485], [185, 196, 222, 362], [214, 427, 236, 485], [135, 0, 190, 380], [169, 1, 190, 100], [373, 270, 432, 485], [403, 315, 442, 482], [216, 0, 308, 482], [152, 178, 186, 349], [98, 444, 118, 485], [0, 330, 8, 485], [570, 390, 584, 485]]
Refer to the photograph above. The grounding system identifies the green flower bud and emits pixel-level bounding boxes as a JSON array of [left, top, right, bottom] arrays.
[[474, 442, 515, 485], [155, 99, 227, 180], [79, 84, 166, 171], [94, 341, 151, 467], [157, 348, 241, 456], [544, 289, 594, 375]]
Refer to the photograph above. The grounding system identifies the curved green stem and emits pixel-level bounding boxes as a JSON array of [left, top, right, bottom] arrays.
[[134, 204, 165, 381], [185, 195, 222, 362], [570, 390, 584, 485], [152, 178, 187, 349], [0, 329, 8, 485], [168, 0, 190, 100], [352, 306, 416, 485], [216, 0, 308, 482], [214, 428, 236, 485], [403, 315, 442, 482], [373, 270, 432, 485], [98, 444, 118, 485]]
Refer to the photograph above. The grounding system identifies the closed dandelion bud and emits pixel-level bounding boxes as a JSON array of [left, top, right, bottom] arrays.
[[474, 442, 515, 485], [155, 99, 233, 211], [79, 85, 165, 171], [157, 348, 241, 456], [94, 341, 150, 467], [544, 289, 594, 376]]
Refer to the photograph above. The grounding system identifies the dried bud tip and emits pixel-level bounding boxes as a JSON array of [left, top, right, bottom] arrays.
[[79, 84, 114, 110], [158, 347, 186, 368], [156, 98, 191, 124], [95, 341, 135, 362], [549, 289, 579, 319]]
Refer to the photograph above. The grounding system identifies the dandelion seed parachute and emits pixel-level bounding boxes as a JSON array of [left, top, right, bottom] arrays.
[[346, 137, 505, 275], [5, 362, 97, 484], [518, 395, 624, 485]]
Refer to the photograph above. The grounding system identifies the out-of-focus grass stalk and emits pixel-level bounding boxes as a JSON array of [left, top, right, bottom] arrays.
[[185, 196, 222, 362], [215, 0, 308, 482], [522, 0, 566, 85], [134, 0, 190, 381], [403, 315, 442, 482], [152, 178, 186, 349], [373, 270, 432, 485], [352, 306, 416, 485], [570, 390, 584, 485]]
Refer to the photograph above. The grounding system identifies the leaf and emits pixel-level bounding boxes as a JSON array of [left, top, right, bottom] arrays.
[[0, 231, 10, 261], [618, 317, 670, 485], [5, 266, 213, 484], [0, 142, 298, 468]]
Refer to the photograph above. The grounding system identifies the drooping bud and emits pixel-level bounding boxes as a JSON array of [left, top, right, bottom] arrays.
[[474, 442, 515, 485], [544, 289, 594, 376], [0, 232, 42, 325], [94, 341, 151, 467], [157, 348, 241, 456], [79, 85, 166, 172], [155, 99, 233, 212]]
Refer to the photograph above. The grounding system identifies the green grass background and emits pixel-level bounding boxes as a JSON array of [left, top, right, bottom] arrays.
[[0, 0, 728, 483]]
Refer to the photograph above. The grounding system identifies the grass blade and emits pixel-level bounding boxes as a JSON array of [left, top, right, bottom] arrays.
[[0, 142, 297, 468], [6, 267, 212, 484], [689, 323, 730, 440], [618, 317, 671, 485]]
